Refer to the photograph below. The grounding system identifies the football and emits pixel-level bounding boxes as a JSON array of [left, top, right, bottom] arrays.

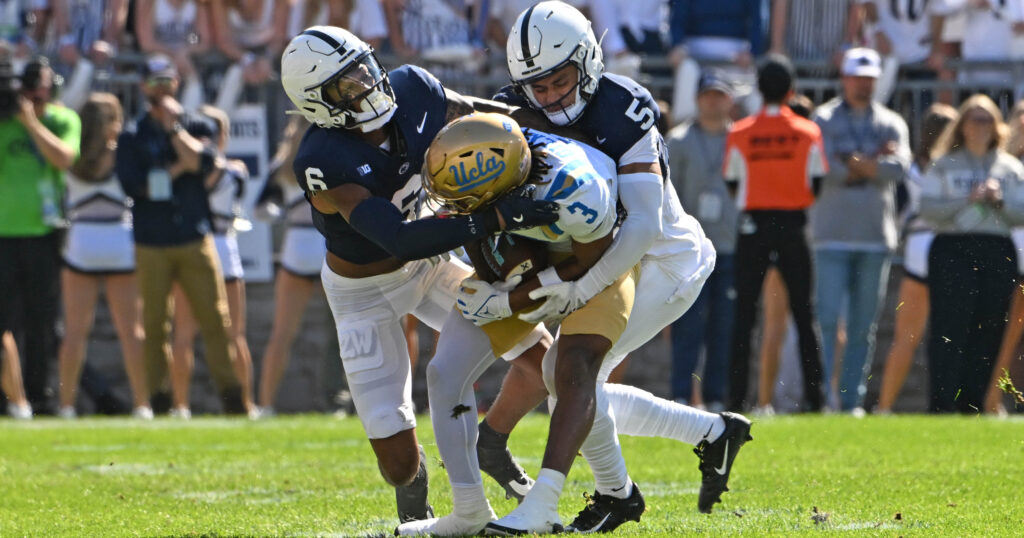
[[466, 233, 549, 283]]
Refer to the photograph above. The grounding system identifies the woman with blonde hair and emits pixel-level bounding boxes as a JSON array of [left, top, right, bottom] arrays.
[[919, 94, 1024, 413], [875, 103, 958, 413], [56, 92, 151, 419], [170, 105, 256, 418]]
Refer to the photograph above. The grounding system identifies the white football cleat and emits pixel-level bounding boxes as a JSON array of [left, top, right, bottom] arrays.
[[483, 504, 562, 536], [395, 508, 497, 536], [7, 402, 32, 420], [168, 407, 191, 420]]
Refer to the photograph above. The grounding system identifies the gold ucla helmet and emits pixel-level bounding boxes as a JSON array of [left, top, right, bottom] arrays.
[[423, 113, 532, 214]]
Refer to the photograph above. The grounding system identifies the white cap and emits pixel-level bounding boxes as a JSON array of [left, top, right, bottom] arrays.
[[841, 48, 881, 78]]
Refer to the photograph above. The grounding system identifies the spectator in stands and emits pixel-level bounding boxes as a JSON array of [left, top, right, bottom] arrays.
[[288, 0, 387, 49], [485, 0, 586, 47], [930, 0, 1024, 105], [584, 0, 664, 79], [169, 105, 256, 419], [812, 48, 910, 413], [724, 55, 826, 412], [0, 57, 81, 416], [860, 0, 950, 105], [667, 72, 737, 411], [56, 92, 151, 420], [134, 0, 210, 110], [919, 94, 1024, 413], [382, 0, 481, 64], [2, 332, 32, 419], [769, 0, 864, 70], [51, 0, 129, 110], [115, 54, 246, 414], [668, 0, 764, 123], [875, 103, 957, 414], [0, 3, 44, 66]]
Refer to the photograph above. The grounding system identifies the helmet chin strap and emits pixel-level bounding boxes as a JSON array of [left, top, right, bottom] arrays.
[[358, 106, 396, 132]]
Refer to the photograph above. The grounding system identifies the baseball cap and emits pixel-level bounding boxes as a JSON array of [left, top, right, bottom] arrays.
[[841, 48, 881, 78], [143, 54, 178, 81], [698, 71, 734, 97]]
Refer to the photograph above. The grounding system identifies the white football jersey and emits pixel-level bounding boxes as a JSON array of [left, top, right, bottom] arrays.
[[513, 129, 618, 251]]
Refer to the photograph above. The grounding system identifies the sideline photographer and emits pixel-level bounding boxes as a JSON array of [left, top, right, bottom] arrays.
[[0, 55, 82, 415], [115, 54, 246, 415]]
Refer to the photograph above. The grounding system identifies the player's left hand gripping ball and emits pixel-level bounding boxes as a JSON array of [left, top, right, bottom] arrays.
[[457, 275, 522, 326]]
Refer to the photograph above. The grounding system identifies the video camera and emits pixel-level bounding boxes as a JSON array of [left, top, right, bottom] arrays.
[[0, 59, 21, 120]]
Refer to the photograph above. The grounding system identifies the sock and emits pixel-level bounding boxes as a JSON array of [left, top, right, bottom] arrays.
[[605, 383, 722, 446], [478, 419, 510, 450], [582, 384, 631, 499], [451, 482, 492, 518], [521, 468, 565, 511]]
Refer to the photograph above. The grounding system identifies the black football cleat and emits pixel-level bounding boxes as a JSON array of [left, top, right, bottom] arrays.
[[565, 483, 646, 533], [477, 443, 534, 503], [396, 445, 434, 523], [694, 412, 753, 513]]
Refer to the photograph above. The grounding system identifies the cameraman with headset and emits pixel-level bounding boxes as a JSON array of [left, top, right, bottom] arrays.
[[0, 54, 82, 416]]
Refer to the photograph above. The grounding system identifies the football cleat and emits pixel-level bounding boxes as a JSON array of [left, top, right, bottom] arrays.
[[396, 445, 433, 523], [477, 443, 534, 503], [565, 483, 646, 533], [394, 508, 497, 536], [483, 504, 563, 536], [694, 412, 753, 513]]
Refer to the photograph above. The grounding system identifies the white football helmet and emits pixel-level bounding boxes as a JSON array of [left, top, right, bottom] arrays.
[[280, 26, 396, 131], [506, 1, 604, 126]]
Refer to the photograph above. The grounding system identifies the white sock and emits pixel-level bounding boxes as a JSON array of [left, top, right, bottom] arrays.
[[605, 383, 724, 446], [582, 384, 631, 499], [451, 482, 492, 518], [522, 468, 565, 510]]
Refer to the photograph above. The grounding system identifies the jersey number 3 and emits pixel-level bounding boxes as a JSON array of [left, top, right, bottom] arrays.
[[626, 98, 655, 131], [305, 167, 328, 192]]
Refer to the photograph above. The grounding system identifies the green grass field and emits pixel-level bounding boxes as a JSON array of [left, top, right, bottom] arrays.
[[2, 414, 1022, 536]]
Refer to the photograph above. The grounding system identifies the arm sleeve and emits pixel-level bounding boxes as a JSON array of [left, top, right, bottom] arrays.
[[875, 118, 911, 184], [573, 173, 664, 301], [918, 160, 968, 225], [347, 196, 498, 261], [115, 129, 148, 199]]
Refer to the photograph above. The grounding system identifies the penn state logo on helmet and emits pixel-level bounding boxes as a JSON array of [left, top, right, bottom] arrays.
[[506, 2, 604, 126], [280, 26, 396, 131], [422, 113, 532, 215]]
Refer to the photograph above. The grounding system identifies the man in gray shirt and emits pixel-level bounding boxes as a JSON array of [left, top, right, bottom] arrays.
[[811, 48, 911, 413], [667, 72, 737, 411]]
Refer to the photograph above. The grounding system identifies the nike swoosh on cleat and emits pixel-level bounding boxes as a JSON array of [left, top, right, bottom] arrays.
[[714, 440, 730, 475], [507, 479, 532, 497], [416, 112, 428, 134]]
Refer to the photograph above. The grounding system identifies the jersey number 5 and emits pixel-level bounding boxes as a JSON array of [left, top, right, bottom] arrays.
[[626, 98, 655, 131], [305, 167, 328, 192]]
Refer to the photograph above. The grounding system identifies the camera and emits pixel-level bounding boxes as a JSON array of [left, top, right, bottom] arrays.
[[0, 60, 21, 120]]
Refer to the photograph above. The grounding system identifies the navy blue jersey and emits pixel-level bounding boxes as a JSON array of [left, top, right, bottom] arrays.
[[293, 65, 449, 263], [495, 73, 668, 181]]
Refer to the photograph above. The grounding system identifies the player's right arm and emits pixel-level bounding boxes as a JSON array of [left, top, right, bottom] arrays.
[[298, 154, 558, 261]]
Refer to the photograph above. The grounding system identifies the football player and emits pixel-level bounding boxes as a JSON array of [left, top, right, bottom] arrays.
[[400, 112, 643, 536], [278, 26, 560, 524], [479, 1, 752, 531]]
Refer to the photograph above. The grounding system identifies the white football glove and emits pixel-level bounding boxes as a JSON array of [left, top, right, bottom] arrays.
[[457, 275, 522, 326], [518, 281, 588, 323]]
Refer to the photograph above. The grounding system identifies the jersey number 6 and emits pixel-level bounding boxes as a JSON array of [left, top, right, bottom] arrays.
[[305, 167, 328, 192], [626, 98, 655, 131]]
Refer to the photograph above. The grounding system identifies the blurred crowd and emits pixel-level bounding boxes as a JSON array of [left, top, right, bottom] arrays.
[[2, 0, 1024, 420]]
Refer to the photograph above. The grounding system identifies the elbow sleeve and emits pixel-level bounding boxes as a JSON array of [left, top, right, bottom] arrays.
[[348, 197, 496, 260]]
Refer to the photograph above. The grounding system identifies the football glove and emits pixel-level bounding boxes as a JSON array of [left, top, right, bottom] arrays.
[[494, 185, 559, 232], [519, 281, 588, 323], [457, 275, 522, 326]]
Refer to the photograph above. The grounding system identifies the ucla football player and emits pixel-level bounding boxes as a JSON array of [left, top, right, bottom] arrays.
[[472, 0, 752, 529], [279, 26, 560, 524], [398, 113, 642, 536]]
